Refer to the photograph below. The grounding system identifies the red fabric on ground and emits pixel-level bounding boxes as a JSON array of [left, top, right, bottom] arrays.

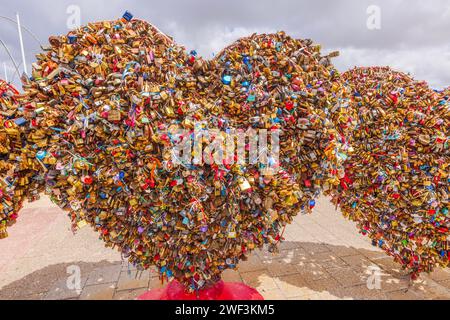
[[138, 280, 264, 300]]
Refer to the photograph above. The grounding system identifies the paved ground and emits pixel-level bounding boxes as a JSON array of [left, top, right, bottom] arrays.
[[1, 195, 450, 300]]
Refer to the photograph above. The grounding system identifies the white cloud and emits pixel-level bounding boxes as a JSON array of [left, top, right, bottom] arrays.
[[332, 45, 450, 89], [0, 0, 449, 89], [163, 22, 275, 57]]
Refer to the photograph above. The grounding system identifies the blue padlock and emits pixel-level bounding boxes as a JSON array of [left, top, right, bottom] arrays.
[[14, 117, 27, 126], [36, 150, 47, 161], [68, 35, 77, 44], [221, 74, 232, 85], [122, 11, 133, 22]]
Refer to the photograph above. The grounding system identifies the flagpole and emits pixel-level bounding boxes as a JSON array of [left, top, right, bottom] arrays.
[[16, 12, 27, 76]]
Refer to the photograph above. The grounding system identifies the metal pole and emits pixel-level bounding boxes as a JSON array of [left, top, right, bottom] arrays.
[[3, 63, 7, 82], [0, 15, 44, 48], [16, 12, 27, 76], [0, 38, 21, 80]]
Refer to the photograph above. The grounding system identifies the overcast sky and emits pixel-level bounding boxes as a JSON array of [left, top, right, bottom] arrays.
[[0, 0, 449, 89]]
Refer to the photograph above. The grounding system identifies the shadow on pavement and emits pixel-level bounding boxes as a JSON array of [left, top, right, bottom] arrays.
[[1, 241, 449, 300]]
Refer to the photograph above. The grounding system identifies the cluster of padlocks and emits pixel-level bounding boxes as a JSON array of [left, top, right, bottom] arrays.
[[0, 12, 448, 291]]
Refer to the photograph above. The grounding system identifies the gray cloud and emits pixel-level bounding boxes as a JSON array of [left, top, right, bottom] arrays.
[[0, 0, 449, 89]]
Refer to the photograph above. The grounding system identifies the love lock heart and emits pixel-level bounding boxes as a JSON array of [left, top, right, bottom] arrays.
[[0, 15, 347, 290], [329, 67, 450, 276], [0, 80, 45, 238], [0, 13, 448, 292]]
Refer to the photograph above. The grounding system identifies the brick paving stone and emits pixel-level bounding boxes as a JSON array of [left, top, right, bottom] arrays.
[[427, 268, 450, 282], [116, 270, 151, 291], [325, 244, 360, 257], [273, 274, 309, 298], [121, 261, 137, 272], [340, 255, 372, 268], [360, 249, 387, 260], [304, 276, 341, 292], [4, 196, 450, 300], [258, 247, 308, 264], [278, 241, 302, 251], [44, 277, 87, 300], [384, 289, 422, 300], [264, 259, 300, 277], [378, 275, 411, 293], [306, 251, 338, 263], [373, 258, 407, 277], [318, 257, 350, 270], [80, 283, 116, 300], [295, 262, 328, 281], [236, 255, 265, 273], [240, 271, 278, 291], [327, 267, 366, 288], [221, 269, 242, 283], [299, 242, 331, 254], [113, 288, 147, 300], [260, 288, 286, 300], [312, 291, 349, 300], [341, 284, 388, 300], [438, 279, 450, 290], [148, 276, 166, 290], [85, 264, 122, 286], [18, 292, 47, 300]]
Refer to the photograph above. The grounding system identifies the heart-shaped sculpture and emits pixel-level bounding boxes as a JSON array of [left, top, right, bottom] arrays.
[[331, 67, 450, 276], [1, 14, 448, 292], [0, 80, 44, 238], [1, 16, 346, 290]]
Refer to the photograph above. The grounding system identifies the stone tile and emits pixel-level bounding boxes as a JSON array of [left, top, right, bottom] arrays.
[[44, 277, 87, 300], [384, 289, 421, 300], [341, 255, 372, 268], [295, 262, 328, 281], [318, 257, 349, 270], [373, 258, 406, 277], [337, 284, 388, 300], [438, 279, 450, 290], [121, 261, 138, 272], [264, 259, 300, 277], [258, 247, 307, 264], [116, 270, 151, 291], [221, 269, 242, 283], [325, 245, 360, 257], [307, 251, 338, 263], [428, 268, 450, 282], [113, 288, 147, 300], [24, 293, 48, 300], [148, 276, 165, 290], [360, 249, 387, 260], [304, 276, 341, 292], [79, 283, 116, 300], [299, 243, 331, 254], [428, 295, 450, 300], [410, 278, 450, 300], [85, 264, 122, 286], [278, 241, 301, 251], [378, 275, 411, 292], [312, 291, 347, 300], [5, 195, 450, 301], [327, 267, 366, 288], [273, 274, 309, 298], [240, 271, 278, 291], [261, 289, 286, 300], [237, 255, 265, 273]]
